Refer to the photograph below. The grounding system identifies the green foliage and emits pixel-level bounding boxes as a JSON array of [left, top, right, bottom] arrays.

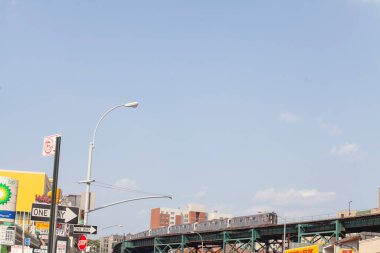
[[87, 239, 100, 252]]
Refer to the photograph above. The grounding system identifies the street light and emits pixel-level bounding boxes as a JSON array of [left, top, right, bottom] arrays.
[[190, 232, 204, 253], [82, 102, 139, 225], [102, 224, 123, 234], [282, 216, 287, 252], [349, 201, 353, 216], [88, 195, 172, 213]]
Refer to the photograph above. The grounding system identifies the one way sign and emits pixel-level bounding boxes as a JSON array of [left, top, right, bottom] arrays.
[[72, 225, 97, 235], [31, 203, 79, 224]]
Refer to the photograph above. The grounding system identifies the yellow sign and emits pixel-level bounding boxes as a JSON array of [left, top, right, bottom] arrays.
[[35, 221, 49, 230], [340, 249, 353, 253], [285, 245, 319, 253]]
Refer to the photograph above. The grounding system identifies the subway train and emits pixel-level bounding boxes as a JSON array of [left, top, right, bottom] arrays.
[[130, 212, 277, 240]]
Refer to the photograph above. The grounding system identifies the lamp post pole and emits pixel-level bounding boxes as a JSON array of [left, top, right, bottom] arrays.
[[88, 196, 172, 213], [282, 217, 286, 252], [349, 201, 352, 216], [83, 102, 139, 225], [191, 232, 204, 253], [102, 224, 123, 235]]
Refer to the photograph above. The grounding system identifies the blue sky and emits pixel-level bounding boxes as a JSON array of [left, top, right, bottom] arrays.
[[1, 0, 380, 235]]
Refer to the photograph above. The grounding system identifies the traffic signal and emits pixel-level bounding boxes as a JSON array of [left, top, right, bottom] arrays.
[[47, 188, 62, 203]]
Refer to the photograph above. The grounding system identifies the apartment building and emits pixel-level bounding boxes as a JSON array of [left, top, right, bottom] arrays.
[[100, 234, 127, 253], [150, 204, 232, 229]]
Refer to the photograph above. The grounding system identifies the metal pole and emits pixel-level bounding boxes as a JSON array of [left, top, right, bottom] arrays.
[[89, 196, 172, 213], [283, 217, 286, 252], [22, 212, 25, 253], [47, 136, 61, 253], [83, 103, 138, 225], [52, 204, 58, 253], [349, 201, 352, 216], [194, 232, 204, 253], [83, 142, 94, 225]]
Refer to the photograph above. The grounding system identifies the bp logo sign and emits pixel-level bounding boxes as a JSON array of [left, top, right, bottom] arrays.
[[0, 177, 18, 222], [0, 183, 11, 205]]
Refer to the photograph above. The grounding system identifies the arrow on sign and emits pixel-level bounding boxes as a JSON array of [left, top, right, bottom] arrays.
[[90, 226, 96, 234], [31, 203, 79, 224], [72, 225, 98, 235], [63, 208, 77, 223]]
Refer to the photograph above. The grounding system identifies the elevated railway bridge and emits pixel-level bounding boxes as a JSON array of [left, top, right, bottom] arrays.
[[119, 213, 380, 253]]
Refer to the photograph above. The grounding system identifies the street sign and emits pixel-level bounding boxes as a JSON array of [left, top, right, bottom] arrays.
[[42, 134, 61, 157], [78, 235, 87, 251], [56, 236, 68, 253], [0, 225, 15, 246], [0, 177, 18, 223], [33, 245, 48, 253], [72, 225, 97, 235], [31, 203, 79, 224]]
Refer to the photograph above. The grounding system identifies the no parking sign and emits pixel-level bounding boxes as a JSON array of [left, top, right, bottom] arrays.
[[42, 134, 61, 157]]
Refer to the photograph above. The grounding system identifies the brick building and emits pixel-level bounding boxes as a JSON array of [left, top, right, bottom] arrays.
[[150, 204, 231, 229]]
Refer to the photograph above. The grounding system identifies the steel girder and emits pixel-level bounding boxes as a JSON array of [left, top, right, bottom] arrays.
[[222, 229, 268, 253], [297, 220, 345, 245]]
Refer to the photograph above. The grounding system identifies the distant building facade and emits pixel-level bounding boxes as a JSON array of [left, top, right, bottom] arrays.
[[150, 203, 232, 229], [100, 234, 129, 253]]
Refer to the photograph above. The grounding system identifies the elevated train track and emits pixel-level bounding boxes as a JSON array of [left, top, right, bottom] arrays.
[[119, 213, 380, 253]]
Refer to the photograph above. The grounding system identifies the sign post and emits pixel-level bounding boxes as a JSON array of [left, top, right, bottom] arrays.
[[44, 135, 61, 253]]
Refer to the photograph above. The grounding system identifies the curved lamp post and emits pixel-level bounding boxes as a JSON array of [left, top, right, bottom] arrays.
[[82, 102, 139, 225], [191, 232, 204, 253], [281, 216, 287, 252], [102, 224, 123, 235], [349, 201, 352, 216], [89, 195, 172, 213], [273, 214, 287, 252]]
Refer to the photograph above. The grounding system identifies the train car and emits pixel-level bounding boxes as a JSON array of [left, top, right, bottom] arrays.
[[168, 223, 194, 234], [150, 226, 169, 236], [130, 230, 150, 239], [129, 212, 278, 239], [194, 218, 229, 232], [228, 212, 277, 228]]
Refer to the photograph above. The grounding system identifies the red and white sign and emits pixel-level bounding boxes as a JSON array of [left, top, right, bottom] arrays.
[[42, 134, 61, 157], [78, 235, 87, 251]]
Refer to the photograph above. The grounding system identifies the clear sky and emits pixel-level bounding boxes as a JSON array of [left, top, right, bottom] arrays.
[[1, 0, 380, 236]]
